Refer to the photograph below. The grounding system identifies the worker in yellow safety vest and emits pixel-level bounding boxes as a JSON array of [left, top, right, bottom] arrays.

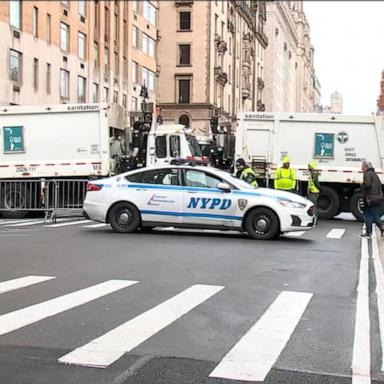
[[235, 158, 258, 187], [274, 156, 297, 192], [307, 160, 321, 208]]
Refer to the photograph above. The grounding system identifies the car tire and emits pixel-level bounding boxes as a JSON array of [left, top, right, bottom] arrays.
[[350, 193, 364, 222], [109, 202, 140, 233], [0, 183, 30, 219], [245, 207, 279, 240], [317, 186, 340, 220]]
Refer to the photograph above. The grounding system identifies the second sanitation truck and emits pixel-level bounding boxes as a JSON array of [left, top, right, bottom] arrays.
[[235, 112, 384, 220]]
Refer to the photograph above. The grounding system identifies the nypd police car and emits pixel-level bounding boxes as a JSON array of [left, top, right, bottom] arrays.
[[83, 165, 316, 240]]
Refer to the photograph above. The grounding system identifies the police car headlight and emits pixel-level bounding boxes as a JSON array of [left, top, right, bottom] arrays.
[[277, 200, 306, 209]]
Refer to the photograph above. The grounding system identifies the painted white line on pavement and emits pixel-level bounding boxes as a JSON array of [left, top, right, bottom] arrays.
[[209, 291, 313, 382], [372, 228, 384, 371], [0, 275, 55, 295], [6, 218, 72, 227], [351, 235, 371, 384], [0, 280, 138, 337], [0, 219, 38, 226], [83, 223, 109, 228], [326, 228, 346, 239], [285, 231, 306, 237], [59, 284, 224, 368], [45, 220, 91, 228]]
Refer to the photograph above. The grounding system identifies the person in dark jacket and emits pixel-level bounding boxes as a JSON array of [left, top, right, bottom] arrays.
[[235, 158, 258, 187], [357, 161, 384, 239]]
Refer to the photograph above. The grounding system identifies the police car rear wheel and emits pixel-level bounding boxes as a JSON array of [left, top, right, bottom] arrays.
[[109, 202, 140, 233], [245, 208, 279, 240]]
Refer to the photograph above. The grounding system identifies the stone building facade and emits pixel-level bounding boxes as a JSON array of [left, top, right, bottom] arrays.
[[377, 70, 384, 114], [157, 0, 268, 135], [263, 0, 316, 112], [0, 0, 159, 123]]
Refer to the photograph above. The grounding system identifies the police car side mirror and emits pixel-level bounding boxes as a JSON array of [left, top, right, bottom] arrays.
[[218, 182, 231, 193]]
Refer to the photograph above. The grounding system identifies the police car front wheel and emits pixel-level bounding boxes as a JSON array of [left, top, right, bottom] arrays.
[[245, 207, 279, 240], [109, 202, 140, 233]]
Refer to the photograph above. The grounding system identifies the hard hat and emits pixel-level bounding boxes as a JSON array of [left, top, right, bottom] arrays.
[[308, 160, 317, 170], [282, 156, 290, 164], [236, 158, 246, 167]]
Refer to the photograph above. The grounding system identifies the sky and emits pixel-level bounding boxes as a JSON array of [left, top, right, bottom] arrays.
[[303, 1, 384, 115]]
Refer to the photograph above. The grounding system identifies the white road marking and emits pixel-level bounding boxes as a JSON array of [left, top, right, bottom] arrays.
[[285, 231, 306, 237], [326, 228, 346, 239], [59, 284, 224, 368], [209, 291, 313, 382], [5, 218, 72, 227], [83, 223, 109, 228], [0, 219, 38, 226], [0, 279, 138, 337], [351, 235, 371, 384], [372, 228, 384, 371], [45, 220, 91, 228], [0, 275, 55, 295]]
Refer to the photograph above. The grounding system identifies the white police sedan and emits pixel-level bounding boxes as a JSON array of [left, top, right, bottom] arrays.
[[83, 165, 316, 240]]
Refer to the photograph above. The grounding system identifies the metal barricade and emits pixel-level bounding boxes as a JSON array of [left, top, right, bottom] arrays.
[[0, 178, 89, 220]]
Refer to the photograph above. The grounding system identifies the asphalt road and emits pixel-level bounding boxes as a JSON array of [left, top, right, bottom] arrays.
[[0, 216, 383, 384]]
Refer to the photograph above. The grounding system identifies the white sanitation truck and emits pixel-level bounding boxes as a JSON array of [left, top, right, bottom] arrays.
[[235, 112, 384, 220], [0, 103, 203, 217]]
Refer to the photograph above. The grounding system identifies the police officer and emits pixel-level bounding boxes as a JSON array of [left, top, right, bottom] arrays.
[[307, 160, 320, 210], [274, 156, 297, 192], [235, 158, 258, 187]]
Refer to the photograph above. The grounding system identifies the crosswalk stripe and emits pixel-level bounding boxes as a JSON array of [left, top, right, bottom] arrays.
[[0, 276, 55, 295], [0, 279, 138, 337], [58, 284, 224, 368], [285, 231, 306, 237], [0, 219, 38, 226], [209, 291, 313, 382], [45, 220, 91, 228], [83, 223, 109, 228], [5, 218, 72, 227], [326, 228, 346, 239]]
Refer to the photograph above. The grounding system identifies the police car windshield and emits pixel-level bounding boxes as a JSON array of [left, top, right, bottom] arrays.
[[211, 169, 259, 190], [186, 135, 202, 157]]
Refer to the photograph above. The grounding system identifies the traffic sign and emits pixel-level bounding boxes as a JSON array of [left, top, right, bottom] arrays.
[[3, 126, 24, 153]]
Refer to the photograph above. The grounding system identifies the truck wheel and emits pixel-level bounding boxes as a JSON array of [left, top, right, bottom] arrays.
[[1, 184, 29, 219], [317, 186, 340, 220], [350, 193, 364, 222], [245, 207, 279, 240], [109, 202, 140, 233]]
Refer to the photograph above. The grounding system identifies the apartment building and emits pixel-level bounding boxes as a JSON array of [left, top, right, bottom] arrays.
[[157, 0, 268, 135], [263, 0, 316, 112], [0, 0, 158, 123]]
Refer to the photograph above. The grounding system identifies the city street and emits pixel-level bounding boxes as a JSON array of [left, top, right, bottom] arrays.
[[0, 216, 383, 384]]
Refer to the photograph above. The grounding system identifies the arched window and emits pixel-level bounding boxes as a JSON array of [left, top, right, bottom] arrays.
[[179, 114, 190, 127]]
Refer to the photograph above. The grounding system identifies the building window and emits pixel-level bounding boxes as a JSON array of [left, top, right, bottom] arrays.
[[78, 76, 86, 102], [9, 49, 22, 82], [33, 58, 39, 90], [122, 93, 127, 108], [179, 12, 191, 30], [60, 69, 69, 98], [104, 7, 110, 41], [131, 61, 137, 83], [47, 14, 51, 43], [93, 83, 99, 102], [131, 96, 138, 111], [142, 67, 155, 92], [94, 1, 99, 29], [60, 22, 69, 51], [114, 13, 119, 41], [94, 42, 99, 68], [143, 0, 156, 25], [113, 90, 118, 103], [177, 77, 191, 104], [142, 34, 155, 58], [10, 0, 21, 30], [178, 44, 191, 66], [78, 0, 86, 17], [103, 87, 109, 102], [78, 32, 86, 60], [132, 26, 138, 48], [46, 63, 51, 93], [114, 53, 119, 75], [33, 6, 38, 37], [104, 46, 109, 72], [123, 20, 127, 57], [123, 57, 128, 79], [179, 114, 190, 127]]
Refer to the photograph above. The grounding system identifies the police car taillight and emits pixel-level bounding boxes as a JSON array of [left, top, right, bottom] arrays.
[[87, 183, 102, 191]]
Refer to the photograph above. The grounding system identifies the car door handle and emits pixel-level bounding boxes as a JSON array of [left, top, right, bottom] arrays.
[[187, 191, 198, 194]]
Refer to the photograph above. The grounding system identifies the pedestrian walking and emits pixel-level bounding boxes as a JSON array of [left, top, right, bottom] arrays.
[[307, 161, 320, 213], [357, 160, 384, 239], [274, 156, 297, 192], [235, 158, 258, 187]]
